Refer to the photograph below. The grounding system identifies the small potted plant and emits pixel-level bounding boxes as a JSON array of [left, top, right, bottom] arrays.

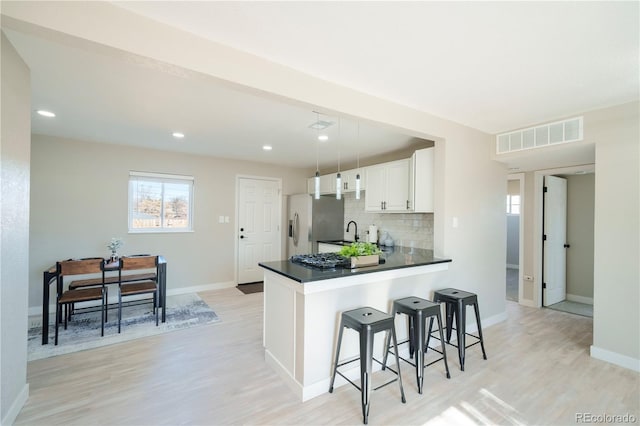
[[107, 238, 123, 262], [339, 242, 382, 268]]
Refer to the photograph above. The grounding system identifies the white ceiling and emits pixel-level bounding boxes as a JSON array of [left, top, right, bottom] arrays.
[[5, 1, 638, 171]]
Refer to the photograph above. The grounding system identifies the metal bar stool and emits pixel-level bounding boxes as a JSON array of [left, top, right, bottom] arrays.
[[382, 297, 450, 394], [430, 288, 487, 371], [329, 307, 406, 424]]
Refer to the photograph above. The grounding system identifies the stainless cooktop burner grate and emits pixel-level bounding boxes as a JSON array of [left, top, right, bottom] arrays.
[[290, 253, 349, 269]]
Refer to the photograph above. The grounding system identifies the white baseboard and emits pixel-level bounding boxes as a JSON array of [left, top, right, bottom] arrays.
[[167, 281, 236, 296], [1, 383, 29, 426], [265, 345, 411, 402], [566, 294, 593, 305], [28, 281, 236, 320], [464, 310, 508, 334], [590, 345, 640, 372]]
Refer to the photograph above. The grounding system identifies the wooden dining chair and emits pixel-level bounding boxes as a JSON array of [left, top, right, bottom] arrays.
[[118, 255, 159, 333], [55, 258, 107, 345]]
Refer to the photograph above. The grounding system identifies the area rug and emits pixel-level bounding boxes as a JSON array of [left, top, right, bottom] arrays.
[[28, 293, 220, 361], [237, 282, 263, 294]]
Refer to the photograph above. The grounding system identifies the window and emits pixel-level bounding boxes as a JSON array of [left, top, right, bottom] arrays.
[[128, 171, 194, 232], [507, 194, 520, 215]]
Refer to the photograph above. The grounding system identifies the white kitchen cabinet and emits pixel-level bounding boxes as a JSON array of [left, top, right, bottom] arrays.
[[365, 159, 411, 212], [339, 169, 366, 193], [306, 174, 338, 195], [308, 168, 366, 195], [320, 174, 336, 195], [411, 147, 434, 212]]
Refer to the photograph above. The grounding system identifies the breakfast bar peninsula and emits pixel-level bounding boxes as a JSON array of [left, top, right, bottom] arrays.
[[258, 246, 452, 401]]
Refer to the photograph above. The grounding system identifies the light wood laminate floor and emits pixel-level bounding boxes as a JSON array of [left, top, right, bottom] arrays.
[[16, 287, 639, 425]]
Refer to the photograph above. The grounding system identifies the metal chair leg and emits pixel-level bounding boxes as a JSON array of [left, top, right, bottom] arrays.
[[101, 289, 105, 337], [473, 302, 488, 360], [456, 301, 466, 371], [329, 321, 345, 393], [155, 291, 159, 326], [390, 325, 406, 404], [436, 312, 451, 379], [55, 300, 60, 345], [118, 288, 122, 334], [414, 311, 425, 394], [359, 328, 374, 424]]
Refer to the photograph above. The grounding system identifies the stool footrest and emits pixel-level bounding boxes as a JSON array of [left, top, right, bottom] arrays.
[[429, 328, 483, 350], [334, 356, 400, 393]]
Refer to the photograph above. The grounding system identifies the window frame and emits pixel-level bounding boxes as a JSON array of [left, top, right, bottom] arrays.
[[128, 171, 194, 233], [506, 194, 521, 215]]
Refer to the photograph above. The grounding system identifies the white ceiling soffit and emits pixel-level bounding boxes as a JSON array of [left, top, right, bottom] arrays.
[[114, 1, 639, 134]]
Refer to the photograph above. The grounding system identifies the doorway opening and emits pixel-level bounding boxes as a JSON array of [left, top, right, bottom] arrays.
[[537, 167, 594, 317], [506, 174, 524, 303]]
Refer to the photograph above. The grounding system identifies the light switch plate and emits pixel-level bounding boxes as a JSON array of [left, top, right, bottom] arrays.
[[218, 216, 224, 223]]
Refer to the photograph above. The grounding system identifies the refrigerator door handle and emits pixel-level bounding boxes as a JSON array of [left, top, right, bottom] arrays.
[[292, 212, 299, 246]]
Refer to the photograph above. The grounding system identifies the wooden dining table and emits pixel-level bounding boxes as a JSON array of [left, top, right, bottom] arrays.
[[40, 256, 167, 345]]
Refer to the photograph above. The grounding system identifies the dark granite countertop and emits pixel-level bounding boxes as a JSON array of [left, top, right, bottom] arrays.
[[259, 246, 452, 283]]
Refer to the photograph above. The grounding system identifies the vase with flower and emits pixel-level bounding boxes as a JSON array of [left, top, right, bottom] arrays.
[[107, 238, 123, 263]]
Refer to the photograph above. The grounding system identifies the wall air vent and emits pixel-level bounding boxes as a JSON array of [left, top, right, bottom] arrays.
[[496, 116, 583, 154]]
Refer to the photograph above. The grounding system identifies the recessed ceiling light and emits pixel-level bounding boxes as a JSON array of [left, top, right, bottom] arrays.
[[172, 132, 185, 139], [263, 145, 272, 151], [36, 110, 56, 118], [318, 134, 329, 142]]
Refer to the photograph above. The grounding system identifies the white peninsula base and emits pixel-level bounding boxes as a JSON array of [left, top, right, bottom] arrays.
[[262, 262, 450, 402]]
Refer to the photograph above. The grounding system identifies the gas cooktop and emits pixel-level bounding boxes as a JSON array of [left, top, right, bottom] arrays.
[[290, 253, 350, 269]]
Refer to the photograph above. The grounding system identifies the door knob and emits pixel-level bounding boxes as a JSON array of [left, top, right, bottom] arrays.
[[240, 235, 246, 239], [240, 227, 244, 232]]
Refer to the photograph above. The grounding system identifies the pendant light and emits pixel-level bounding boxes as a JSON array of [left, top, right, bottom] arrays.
[[336, 117, 342, 200], [314, 112, 321, 200], [355, 122, 361, 200]]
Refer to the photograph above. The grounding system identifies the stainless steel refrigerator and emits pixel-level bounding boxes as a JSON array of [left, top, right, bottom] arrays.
[[287, 194, 344, 256]]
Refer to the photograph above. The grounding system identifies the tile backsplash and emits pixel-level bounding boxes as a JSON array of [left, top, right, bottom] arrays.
[[342, 192, 434, 249]]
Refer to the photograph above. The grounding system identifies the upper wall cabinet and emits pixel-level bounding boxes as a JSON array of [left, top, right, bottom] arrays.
[[307, 167, 366, 195], [365, 159, 411, 212], [410, 147, 434, 213], [340, 169, 366, 193], [307, 147, 434, 214]]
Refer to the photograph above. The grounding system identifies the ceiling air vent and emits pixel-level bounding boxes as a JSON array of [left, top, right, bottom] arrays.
[[496, 116, 583, 154]]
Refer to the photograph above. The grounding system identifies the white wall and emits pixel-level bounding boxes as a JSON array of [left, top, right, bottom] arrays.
[[29, 135, 309, 310], [591, 102, 640, 370], [1, 32, 31, 426]]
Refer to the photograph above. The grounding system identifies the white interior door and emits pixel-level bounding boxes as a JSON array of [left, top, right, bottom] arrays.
[[543, 175, 567, 306], [237, 177, 281, 284]]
